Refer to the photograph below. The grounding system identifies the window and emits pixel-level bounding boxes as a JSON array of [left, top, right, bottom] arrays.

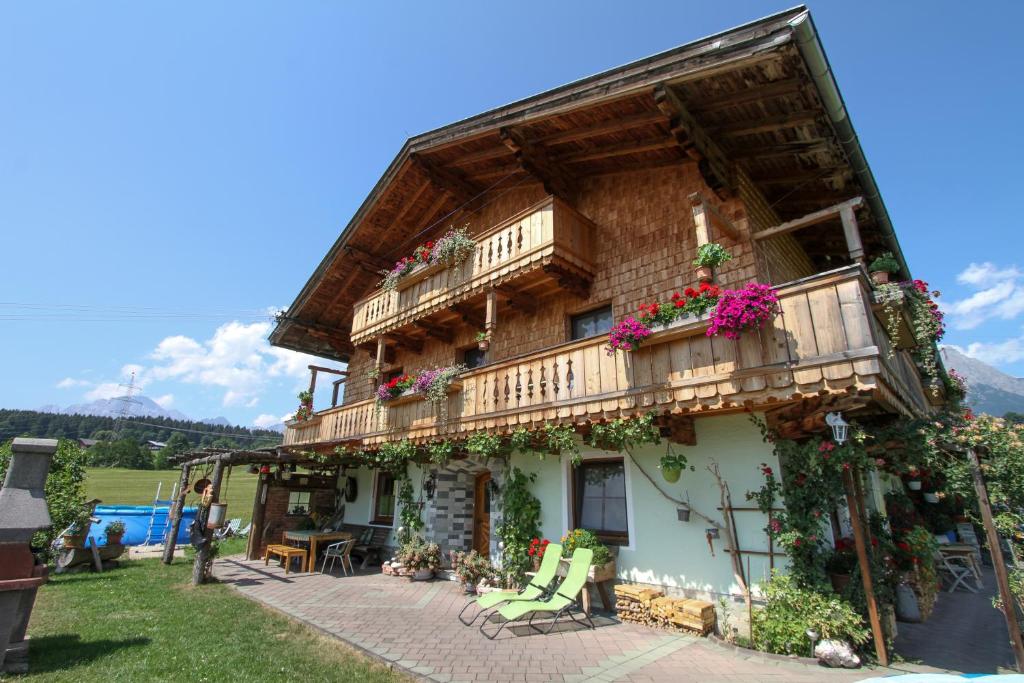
[[573, 459, 628, 544], [570, 305, 613, 340], [462, 346, 486, 369], [287, 491, 311, 516], [371, 471, 396, 525]]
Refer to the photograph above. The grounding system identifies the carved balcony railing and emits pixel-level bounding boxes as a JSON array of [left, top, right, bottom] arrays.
[[349, 196, 596, 346], [284, 266, 932, 449]]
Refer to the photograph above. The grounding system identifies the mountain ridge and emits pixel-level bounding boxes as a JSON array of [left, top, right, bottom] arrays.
[[940, 346, 1024, 417]]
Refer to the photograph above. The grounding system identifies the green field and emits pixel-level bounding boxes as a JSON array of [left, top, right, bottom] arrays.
[[84, 467, 259, 524]]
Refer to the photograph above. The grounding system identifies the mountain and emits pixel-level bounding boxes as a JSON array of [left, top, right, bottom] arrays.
[[200, 416, 233, 427], [53, 395, 192, 422], [940, 347, 1024, 417]]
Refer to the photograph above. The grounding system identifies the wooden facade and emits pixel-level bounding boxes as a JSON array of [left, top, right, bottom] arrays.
[[272, 8, 933, 453]]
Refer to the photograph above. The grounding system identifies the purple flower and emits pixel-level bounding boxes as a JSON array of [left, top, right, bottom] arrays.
[[706, 283, 779, 340]]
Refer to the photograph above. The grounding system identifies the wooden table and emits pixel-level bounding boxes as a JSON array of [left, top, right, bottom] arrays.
[[940, 544, 983, 588], [284, 530, 352, 573]]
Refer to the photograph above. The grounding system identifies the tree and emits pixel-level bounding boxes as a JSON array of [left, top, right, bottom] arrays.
[[155, 433, 192, 470], [88, 439, 152, 470], [0, 439, 87, 556]]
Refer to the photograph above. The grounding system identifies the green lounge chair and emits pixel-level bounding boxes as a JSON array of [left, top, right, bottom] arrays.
[[458, 543, 563, 626], [479, 547, 595, 639]]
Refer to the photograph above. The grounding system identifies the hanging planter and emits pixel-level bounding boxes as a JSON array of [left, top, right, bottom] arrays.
[[693, 242, 732, 284], [475, 331, 490, 351], [695, 265, 713, 283], [659, 445, 688, 483], [676, 506, 691, 522]]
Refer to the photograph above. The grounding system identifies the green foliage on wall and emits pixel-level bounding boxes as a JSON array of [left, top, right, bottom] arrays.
[[495, 467, 541, 586]]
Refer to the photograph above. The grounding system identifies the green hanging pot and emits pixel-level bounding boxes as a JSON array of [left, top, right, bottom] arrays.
[[661, 466, 682, 483]]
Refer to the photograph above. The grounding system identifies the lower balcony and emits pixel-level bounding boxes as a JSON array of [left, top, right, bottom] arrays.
[[284, 266, 931, 449]]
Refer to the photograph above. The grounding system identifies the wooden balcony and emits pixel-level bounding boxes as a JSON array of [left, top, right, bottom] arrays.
[[284, 266, 931, 449], [349, 196, 596, 346]]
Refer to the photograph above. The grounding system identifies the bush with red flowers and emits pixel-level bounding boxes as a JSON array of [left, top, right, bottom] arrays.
[[605, 284, 723, 354], [528, 537, 551, 559], [376, 373, 415, 403], [379, 226, 476, 291]]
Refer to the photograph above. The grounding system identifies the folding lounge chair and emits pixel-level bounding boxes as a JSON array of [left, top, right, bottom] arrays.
[[214, 518, 242, 540], [480, 548, 594, 640], [458, 544, 563, 626], [936, 550, 977, 593]]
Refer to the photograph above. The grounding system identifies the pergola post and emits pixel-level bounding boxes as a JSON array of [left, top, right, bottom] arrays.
[[842, 467, 887, 666], [162, 463, 191, 564], [191, 458, 225, 586], [968, 447, 1024, 670], [485, 288, 497, 337], [247, 476, 268, 561], [839, 205, 865, 264]]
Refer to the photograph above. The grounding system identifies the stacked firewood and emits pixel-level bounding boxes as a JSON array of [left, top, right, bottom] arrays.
[[614, 584, 663, 626], [614, 585, 716, 635]]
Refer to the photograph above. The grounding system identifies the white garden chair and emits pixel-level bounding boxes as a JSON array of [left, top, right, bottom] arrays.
[[936, 550, 977, 593], [321, 539, 356, 576]]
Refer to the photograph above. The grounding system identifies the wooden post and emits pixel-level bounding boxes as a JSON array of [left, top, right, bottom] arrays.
[[307, 367, 319, 396], [162, 463, 191, 564], [968, 448, 1024, 671], [843, 468, 888, 666], [191, 458, 225, 586], [689, 194, 710, 247], [332, 378, 344, 407], [247, 476, 268, 561], [485, 288, 497, 335], [839, 206, 865, 264]]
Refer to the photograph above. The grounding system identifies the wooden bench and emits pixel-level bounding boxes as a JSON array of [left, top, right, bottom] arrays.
[[264, 544, 307, 574], [342, 525, 392, 569]]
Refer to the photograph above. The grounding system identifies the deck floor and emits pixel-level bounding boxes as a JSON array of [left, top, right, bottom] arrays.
[[214, 556, 877, 682]]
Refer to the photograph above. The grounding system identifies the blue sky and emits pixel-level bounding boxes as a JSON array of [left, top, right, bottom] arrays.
[[2, 1, 1022, 428]]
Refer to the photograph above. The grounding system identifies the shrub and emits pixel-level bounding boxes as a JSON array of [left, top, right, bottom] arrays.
[[450, 549, 494, 586], [868, 252, 900, 274], [397, 536, 441, 571], [752, 571, 869, 656], [104, 520, 127, 536], [495, 468, 541, 586], [560, 528, 611, 566]]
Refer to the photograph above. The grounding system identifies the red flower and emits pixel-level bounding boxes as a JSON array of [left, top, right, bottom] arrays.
[[684, 287, 697, 298], [760, 464, 773, 477], [425, 241, 434, 248], [793, 537, 802, 547], [699, 282, 711, 293], [819, 441, 835, 453], [897, 541, 910, 552]]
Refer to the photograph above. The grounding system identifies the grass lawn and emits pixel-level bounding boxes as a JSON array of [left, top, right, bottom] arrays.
[[17, 543, 406, 682], [85, 468, 259, 524]]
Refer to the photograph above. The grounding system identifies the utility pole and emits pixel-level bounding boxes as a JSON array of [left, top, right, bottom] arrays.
[[112, 371, 142, 437]]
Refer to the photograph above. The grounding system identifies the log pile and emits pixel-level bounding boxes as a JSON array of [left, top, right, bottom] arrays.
[[614, 585, 716, 635]]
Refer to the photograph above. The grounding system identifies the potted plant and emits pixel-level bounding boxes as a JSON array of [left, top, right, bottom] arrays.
[[693, 242, 732, 283], [528, 537, 551, 571], [868, 252, 900, 285], [705, 283, 779, 340], [62, 514, 90, 549], [906, 469, 922, 491], [659, 450, 689, 483], [827, 538, 858, 594], [475, 330, 490, 352], [294, 389, 314, 422], [397, 536, 441, 581], [450, 549, 494, 593], [559, 528, 616, 582], [104, 520, 127, 546]]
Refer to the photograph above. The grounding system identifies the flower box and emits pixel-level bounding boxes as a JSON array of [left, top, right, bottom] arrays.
[[557, 558, 617, 584], [380, 381, 463, 407]]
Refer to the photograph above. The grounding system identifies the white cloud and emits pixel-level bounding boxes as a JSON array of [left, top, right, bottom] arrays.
[[960, 335, 1024, 365], [153, 394, 175, 408], [85, 382, 125, 401], [56, 377, 90, 389], [253, 412, 293, 429], [148, 320, 336, 407], [946, 262, 1024, 330]]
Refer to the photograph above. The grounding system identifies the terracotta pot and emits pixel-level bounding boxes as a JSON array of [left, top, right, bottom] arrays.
[[63, 534, 86, 549], [870, 270, 890, 285], [907, 480, 922, 491], [829, 572, 852, 594], [696, 265, 713, 283], [106, 533, 124, 546], [478, 340, 490, 352], [661, 466, 682, 483], [532, 556, 541, 572]]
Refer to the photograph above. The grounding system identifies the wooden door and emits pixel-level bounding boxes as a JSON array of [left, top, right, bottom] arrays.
[[473, 472, 491, 555]]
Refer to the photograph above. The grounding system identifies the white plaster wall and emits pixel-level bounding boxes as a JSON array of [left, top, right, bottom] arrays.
[[508, 412, 784, 599]]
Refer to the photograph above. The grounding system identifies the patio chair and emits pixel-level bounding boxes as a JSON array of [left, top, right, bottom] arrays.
[[214, 518, 242, 540], [480, 548, 594, 640], [236, 522, 251, 538], [936, 550, 977, 593], [458, 543, 563, 626], [321, 539, 356, 576]]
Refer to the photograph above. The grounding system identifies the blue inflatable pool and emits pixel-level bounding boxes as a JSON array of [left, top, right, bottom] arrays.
[[87, 505, 198, 546]]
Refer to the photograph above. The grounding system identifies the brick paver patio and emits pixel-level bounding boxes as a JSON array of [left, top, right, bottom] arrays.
[[214, 556, 884, 682]]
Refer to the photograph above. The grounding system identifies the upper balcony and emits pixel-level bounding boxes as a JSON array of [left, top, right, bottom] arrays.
[[349, 196, 596, 346], [284, 266, 933, 450]]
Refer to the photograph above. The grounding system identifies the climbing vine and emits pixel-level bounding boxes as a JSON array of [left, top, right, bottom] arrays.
[[495, 467, 542, 586], [587, 412, 660, 451], [466, 432, 503, 461], [542, 423, 580, 465], [396, 477, 423, 544]]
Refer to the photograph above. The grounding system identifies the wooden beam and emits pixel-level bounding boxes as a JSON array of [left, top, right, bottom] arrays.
[[711, 112, 819, 138], [731, 140, 831, 161], [446, 145, 512, 168], [192, 458, 225, 585], [389, 179, 432, 230], [451, 303, 485, 329], [839, 205, 865, 263], [494, 283, 537, 315], [384, 332, 423, 354], [554, 138, 678, 165], [485, 288, 498, 334], [162, 463, 191, 564], [537, 110, 667, 146], [752, 196, 864, 242], [343, 244, 392, 272], [413, 321, 453, 343], [843, 467, 888, 666], [307, 364, 347, 376], [542, 263, 591, 298], [691, 77, 803, 112], [689, 193, 739, 241], [410, 153, 482, 207], [751, 168, 848, 186], [499, 127, 578, 202], [653, 84, 733, 196]]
